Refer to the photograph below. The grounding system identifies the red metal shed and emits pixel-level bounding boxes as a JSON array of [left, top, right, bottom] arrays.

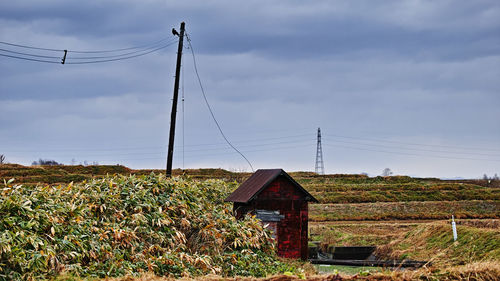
[[225, 169, 318, 260]]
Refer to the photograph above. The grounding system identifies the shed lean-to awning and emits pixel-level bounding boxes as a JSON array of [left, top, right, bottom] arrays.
[[224, 169, 319, 203]]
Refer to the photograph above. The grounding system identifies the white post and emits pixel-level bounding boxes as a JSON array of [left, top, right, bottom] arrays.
[[451, 215, 457, 241]]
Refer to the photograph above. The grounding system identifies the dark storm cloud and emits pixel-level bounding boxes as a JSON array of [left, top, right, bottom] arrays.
[[0, 53, 173, 100], [179, 0, 500, 62], [0, 1, 147, 37], [2, 0, 499, 60], [195, 17, 498, 62], [1, 0, 499, 177]]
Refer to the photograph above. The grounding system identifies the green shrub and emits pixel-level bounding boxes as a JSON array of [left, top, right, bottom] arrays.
[[0, 174, 288, 280]]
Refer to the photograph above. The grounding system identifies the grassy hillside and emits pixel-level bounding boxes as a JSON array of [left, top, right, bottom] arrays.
[[310, 200, 500, 221], [302, 175, 499, 203], [378, 222, 500, 265], [2, 165, 498, 203], [0, 165, 246, 186], [2, 164, 498, 222]]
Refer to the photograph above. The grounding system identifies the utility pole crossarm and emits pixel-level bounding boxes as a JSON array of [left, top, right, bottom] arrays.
[[166, 22, 185, 177]]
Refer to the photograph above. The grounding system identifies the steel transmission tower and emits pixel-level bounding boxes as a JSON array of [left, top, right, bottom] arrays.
[[315, 127, 325, 175]]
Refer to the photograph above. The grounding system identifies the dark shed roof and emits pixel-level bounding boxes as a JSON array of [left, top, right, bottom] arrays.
[[224, 169, 319, 203]]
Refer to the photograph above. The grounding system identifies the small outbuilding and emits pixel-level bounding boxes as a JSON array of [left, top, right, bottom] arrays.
[[225, 169, 318, 260]]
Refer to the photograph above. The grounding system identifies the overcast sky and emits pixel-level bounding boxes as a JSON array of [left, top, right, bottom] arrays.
[[1, 0, 499, 178]]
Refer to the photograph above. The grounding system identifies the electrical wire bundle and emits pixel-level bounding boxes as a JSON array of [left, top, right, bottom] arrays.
[[0, 36, 178, 64]]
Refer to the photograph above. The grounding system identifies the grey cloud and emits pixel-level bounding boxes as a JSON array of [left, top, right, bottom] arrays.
[[1, 0, 499, 177]]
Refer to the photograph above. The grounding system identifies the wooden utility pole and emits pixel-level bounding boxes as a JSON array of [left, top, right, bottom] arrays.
[[166, 22, 185, 177]]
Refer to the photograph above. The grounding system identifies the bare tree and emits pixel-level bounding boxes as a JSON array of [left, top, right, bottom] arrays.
[[0, 154, 5, 164], [382, 168, 393, 177]]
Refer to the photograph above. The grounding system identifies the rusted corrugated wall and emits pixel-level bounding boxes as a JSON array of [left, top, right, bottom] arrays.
[[233, 176, 309, 259]]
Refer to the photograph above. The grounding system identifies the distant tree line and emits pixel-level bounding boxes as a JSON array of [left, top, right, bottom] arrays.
[[381, 168, 393, 177], [32, 159, 62, 166], [30, 158, 99, 166], [483, 173, 499, 185]]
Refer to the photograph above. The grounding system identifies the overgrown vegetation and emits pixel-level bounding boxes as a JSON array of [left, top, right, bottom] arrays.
[[0, 174, 296, 280], [369, 261, 500, 281], [377, 222, 500, 266], [0, 165, 244, 187], [2, 164, 499, 280], [310, 220, 500, 280]]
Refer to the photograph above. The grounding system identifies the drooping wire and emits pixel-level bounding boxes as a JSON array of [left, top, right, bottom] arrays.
[[185, 33, 254, 172], [2, 133, 314, 153], [65, 41, 177, 64], [67, 39, 177, 60], [0, 37, 174, 54], [323, 143, 500, 162], [0, 48, 61, 59], [68, 37, 175, 54], [324, 133, 500, 153], [0, 53, 60, 64], [0, 36, 177, 64], [0, 41, 64, 52], [322, 138, 500, 157]]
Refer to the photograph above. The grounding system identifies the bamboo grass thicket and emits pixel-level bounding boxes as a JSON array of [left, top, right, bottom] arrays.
[[0, 174, 297, 280]]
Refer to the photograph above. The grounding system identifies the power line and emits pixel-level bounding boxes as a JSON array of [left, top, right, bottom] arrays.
[[0, 36, 177, 64], [66, 39, 177, 60], [68, 37, 175, 54], [69, 142, 314, 158], [323, 138, 500, 158], [324, 133, 500, 153], [0, 37, 174, 54], [65, 41, 177, 64], [0, 53, 60, 63], [1, 134, 314, 153], [0, 48, 61, 59], [76, 143, 315, 162], [323, 143, 500, 162], [179, 138, 314, 154], [0, 40, 64, 52], [178, 143, 315, 158], [185, 33, 254, 172], [0, 129, 312, 146]]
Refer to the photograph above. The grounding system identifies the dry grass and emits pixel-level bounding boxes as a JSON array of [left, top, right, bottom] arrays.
[[310, 221, 416, 246], [103, 272, 346, 281], [374, 222, 500, 266], [90, 261, 500, 280], [366, 261, 500, 281]]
